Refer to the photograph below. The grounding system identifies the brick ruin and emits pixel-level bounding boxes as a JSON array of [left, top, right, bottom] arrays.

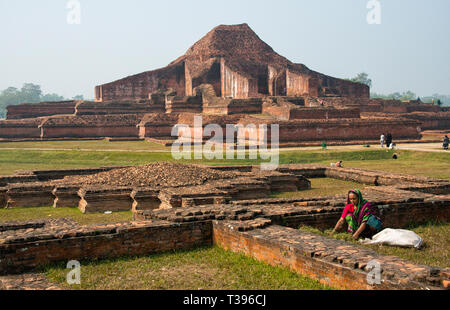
[[0, 163, 449, 290], [1, 23, 448, 143], [94, 24, 369, 101]]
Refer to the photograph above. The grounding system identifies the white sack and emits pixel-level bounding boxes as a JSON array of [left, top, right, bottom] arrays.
[[360, 228, 423, 249]]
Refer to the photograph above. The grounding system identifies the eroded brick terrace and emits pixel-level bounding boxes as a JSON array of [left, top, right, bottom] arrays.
[[0, 163, 449, 290]]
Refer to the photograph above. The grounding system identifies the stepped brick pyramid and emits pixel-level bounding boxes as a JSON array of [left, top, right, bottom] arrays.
[[1, 24, 448, 142], [95, 23, 369, 101]]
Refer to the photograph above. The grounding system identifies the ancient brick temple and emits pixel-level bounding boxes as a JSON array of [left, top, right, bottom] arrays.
[[1, 23, 448, 142], [95, 23, 369, 101]]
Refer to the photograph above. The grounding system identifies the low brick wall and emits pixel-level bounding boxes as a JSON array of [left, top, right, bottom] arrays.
[[0, 220, 212, 275], [1, 166, 127, 185], [6, 101, 77, 120], [138, 124, 175, 138], [227, 98, 263, 115], [75, 101, 165, 116], [0, 175, 39, 187], [41, 126, 139, 139], [213, 221, 449, 290], [0, 188, 7, 208], [137, 188, 450, 232], [274, 119, 421, 142], [32, 166, 128, 182], [0, 118, 43, 138], [289, 107, 360, 120], [78, 187, 134, 213], [52, 186, 80, 208], [270, 200, 450, 230], [5, 184, 55, 208]]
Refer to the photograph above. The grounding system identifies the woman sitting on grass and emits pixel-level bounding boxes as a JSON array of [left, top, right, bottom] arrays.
[[331, 189, 382, 240]]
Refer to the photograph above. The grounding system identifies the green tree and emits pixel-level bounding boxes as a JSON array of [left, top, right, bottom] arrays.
[[400, 91, 416, 101], [0, 87, 22, 119], [350, 72, 372, 88], [0, 83, 69, 119], [391, 92, 402, 100], [20, 83, 42, 103], [72, 95, 84, 100], [371, 90, 417, 101], [41, 93, 65, 101]]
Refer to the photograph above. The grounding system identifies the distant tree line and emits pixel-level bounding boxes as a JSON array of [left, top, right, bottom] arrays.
[[348, 73, 450, 107], [371, 91, 449, 106], [0, 83, 84, 119], [370, 90, 418, 101]]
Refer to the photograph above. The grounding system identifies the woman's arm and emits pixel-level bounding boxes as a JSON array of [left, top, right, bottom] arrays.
[[352, 223, 367, 239], [332, 218, 345, 234]]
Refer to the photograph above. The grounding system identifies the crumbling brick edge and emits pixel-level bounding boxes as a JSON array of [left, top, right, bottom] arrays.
[[1, 218, 449, 290]]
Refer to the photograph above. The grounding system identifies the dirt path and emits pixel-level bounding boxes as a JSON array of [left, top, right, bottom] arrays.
[[395, 143, 449, 153], [0, 273, 61, 290]]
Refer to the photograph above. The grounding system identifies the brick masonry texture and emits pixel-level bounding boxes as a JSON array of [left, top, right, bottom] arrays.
[[2, 164, 312, 213], [212, 222, 450, 290], [95, 24, 369, 101], [0, 219, 212, 275], [6, 101, 78, 120], [1, 164, 449, 290]]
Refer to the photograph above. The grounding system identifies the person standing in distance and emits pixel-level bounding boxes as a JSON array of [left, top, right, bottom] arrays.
[[380, 133, 385, 148]]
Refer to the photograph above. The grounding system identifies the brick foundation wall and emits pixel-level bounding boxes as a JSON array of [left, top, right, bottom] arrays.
[[289, 108, 360, 120], [0, 220, 212, 275], [212, 223, 378, 290], [406, 105, 441, 113], [359, 104, 383, 112], [41, 126, 139, 138], [75, 101, 165, 116], [0, 188, 6, 208], [6, 101, 77, 120], [245, 119, 421, 142], [402, 112, 450, 130], [0, 118, 43, 138], [227, 99, 263, 115], [96, 62, 188, 101], [139, 124, 175, 138], [382, 105, 408, 113], [212, 222, 448, 290], [262, 103, 290, 120], [1, 163, 449, 290], [0, 126, 42, 139], [271, 200, 450, 230]]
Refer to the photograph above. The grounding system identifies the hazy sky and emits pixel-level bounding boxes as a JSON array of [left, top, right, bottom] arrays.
[[1, 0, 449, 99]]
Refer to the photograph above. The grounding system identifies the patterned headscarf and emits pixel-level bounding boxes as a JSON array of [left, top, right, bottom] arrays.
[[345, 189, 376, 233]]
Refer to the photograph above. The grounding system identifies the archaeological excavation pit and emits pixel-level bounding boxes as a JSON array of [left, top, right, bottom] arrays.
[[0, 162, 449, 290]]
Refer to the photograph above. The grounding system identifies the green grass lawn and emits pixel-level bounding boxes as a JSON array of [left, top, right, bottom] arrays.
[[44, 246, 334, 290], [0, 206, 132, 226], [299, 221, 450, 269], [0, 139, 169, 151], [0, 146, 448, 179]]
